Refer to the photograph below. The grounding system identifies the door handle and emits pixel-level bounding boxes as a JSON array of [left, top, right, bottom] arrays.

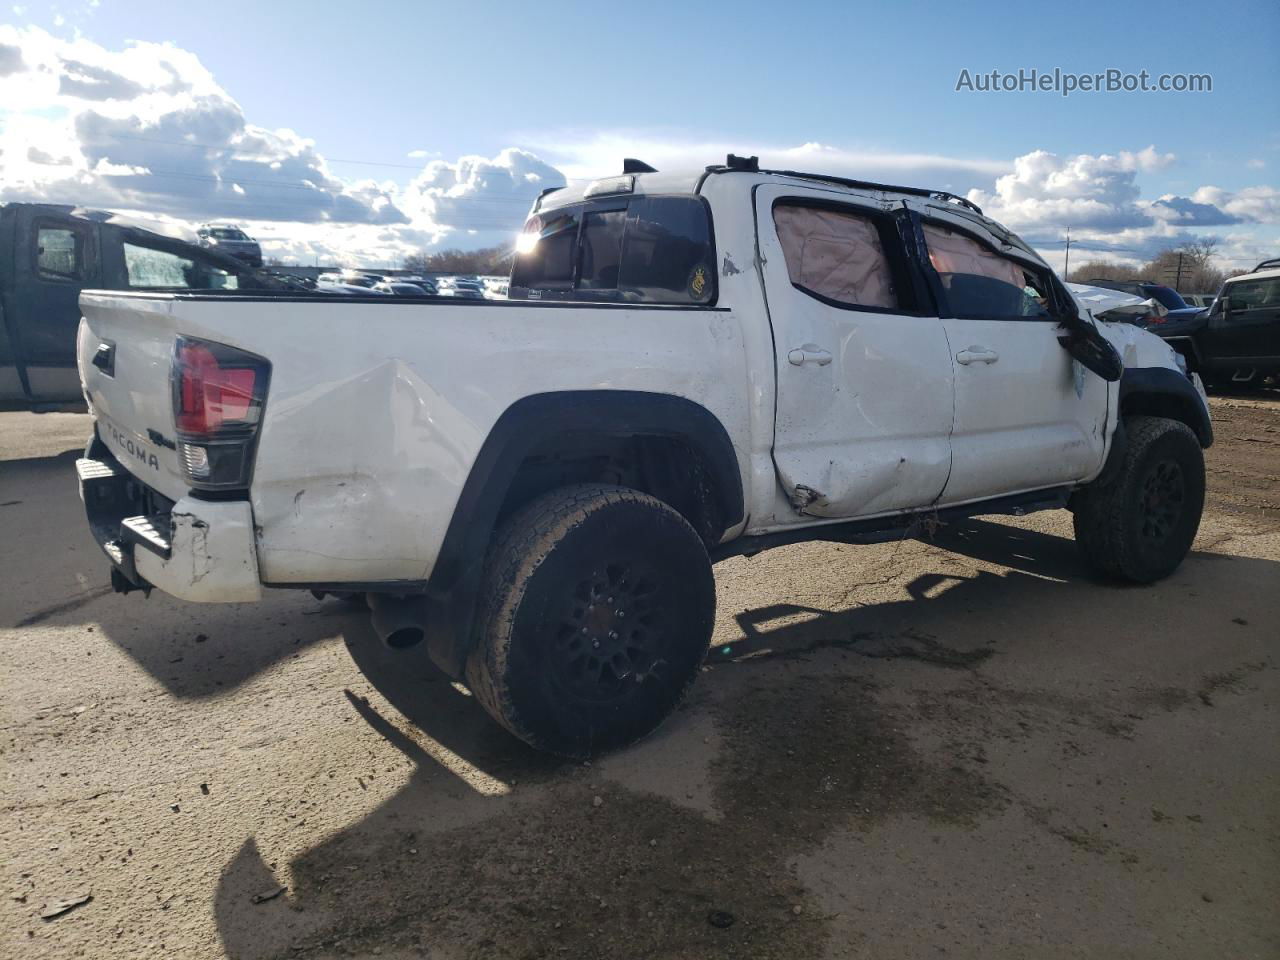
[[956, 346, 999, 365], [91, 342, 115, 376], [787, 345, 833, 366]]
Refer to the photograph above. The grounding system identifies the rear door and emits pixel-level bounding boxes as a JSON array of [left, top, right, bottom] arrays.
[[919, 217, 1108, 505], [755, 185, 954, 519]]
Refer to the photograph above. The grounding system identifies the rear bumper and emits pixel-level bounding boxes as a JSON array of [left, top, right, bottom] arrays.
[[77, 447, 262, 603]]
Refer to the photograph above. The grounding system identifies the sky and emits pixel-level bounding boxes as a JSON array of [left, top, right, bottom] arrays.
[[1, 0, 1277, 271]]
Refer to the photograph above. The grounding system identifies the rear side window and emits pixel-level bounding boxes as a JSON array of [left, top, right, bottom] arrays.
[[619, 197, 714, 303], [578, 209, 626, 290], [35, 225, 83, 282], [512, 211, 579, 291], [923, 223, 1051, 320], [511, 196, 715, 305], [773, 204, 898, 310], [123, 243, 241, 290]]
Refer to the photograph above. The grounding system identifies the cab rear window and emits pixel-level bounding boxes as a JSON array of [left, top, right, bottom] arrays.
[[510, 196, 715, 305]]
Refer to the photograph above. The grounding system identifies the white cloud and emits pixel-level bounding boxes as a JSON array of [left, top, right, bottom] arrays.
[[1190, 185, 1280, 225], [966, 146, 1176, 231], [1, 26, 1272, 270], [400, 147, 564, 238], [0, 25, 574, 263], [532, 131, 1008, 193], [959, 146, 1279, 271], [0, 25, 405, 227]]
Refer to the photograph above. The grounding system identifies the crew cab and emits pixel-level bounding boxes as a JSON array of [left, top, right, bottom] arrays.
[[74, 156, 1213, 757]]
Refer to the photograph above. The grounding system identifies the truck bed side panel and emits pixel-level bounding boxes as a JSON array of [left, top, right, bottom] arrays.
[[81, 296, 752, 586]]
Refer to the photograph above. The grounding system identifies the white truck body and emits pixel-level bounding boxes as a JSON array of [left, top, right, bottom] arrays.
[[72, 163, 1208, 742], [77, 167, 1201, 602]]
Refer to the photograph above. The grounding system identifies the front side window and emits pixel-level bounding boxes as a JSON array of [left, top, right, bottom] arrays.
[[510, 196, 714, 305], [123, 242, 240, 290], [923, 223, 1050, 320], [1225, 277, 1280, 311], [773, 203, 899, 310], [36, 225, 83, 281]]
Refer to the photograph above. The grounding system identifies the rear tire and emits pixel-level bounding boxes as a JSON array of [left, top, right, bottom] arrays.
[[1072, 415, 1205, 583], [466, 484, 716, 758]]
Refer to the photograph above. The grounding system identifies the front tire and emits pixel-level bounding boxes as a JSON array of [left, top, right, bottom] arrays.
[[1072, 415, 1205, 583], [466, 484, 716, 758]]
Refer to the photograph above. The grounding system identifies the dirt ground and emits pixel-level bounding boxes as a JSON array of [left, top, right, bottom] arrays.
[[2, 395, 1277, 960]]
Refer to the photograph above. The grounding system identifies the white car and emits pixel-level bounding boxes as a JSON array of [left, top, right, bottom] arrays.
[[74, 156, 1211, 757]]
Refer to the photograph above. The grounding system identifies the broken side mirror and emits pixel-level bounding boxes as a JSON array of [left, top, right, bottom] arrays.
[[1058, 321, 1124, 382], [1051, 277, 1124, 382]]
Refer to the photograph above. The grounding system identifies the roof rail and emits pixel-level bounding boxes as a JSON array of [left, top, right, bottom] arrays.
[[703, 155, 983, 215], [1252, 257, 1280, 272]]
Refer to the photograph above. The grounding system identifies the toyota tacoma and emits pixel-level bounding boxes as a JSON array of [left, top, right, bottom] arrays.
[[74, 156, 1212, 757]]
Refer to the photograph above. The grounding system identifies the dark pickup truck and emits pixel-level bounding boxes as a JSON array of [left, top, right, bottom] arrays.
[[1149, 259, 1280, 388], [1, 203, 269, 404]]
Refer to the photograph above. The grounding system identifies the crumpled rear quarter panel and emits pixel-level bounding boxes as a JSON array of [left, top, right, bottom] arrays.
[[162, 299, 751, 586]]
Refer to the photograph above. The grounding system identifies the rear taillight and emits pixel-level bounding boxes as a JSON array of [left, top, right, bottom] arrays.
[[171, 336, 270, 490]]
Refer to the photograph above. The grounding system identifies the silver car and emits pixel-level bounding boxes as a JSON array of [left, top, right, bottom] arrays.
[[196, 223, 263, 267]]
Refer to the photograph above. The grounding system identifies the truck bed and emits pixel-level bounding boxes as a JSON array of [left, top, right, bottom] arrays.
[[77, 290, 751, 587]]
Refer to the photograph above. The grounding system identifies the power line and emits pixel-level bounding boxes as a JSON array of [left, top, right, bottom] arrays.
[[84, 131, 592, 181]]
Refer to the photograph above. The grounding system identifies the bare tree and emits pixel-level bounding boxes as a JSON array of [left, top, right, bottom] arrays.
[[1067, 240, 1226, 294], [1067, 260, 1133, 284], [402, 245, 514, 276]]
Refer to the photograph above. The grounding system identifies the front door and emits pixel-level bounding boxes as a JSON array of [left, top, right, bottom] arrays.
[[918, 218, 1109, 505], [1205, 274, 1280, 372], [756, 185, 954, 519], [15, 211, 98, 399]]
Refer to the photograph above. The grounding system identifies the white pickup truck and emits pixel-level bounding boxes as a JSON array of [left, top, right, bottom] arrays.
[[75, 156, 1212, 757]]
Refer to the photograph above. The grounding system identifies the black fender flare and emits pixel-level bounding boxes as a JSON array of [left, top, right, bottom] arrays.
[[1117, 366, 1214, 448], [421, 390, 744, 676]]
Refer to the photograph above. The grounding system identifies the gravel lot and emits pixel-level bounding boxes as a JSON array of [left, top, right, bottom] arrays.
[[2, 397, 1277, 959]]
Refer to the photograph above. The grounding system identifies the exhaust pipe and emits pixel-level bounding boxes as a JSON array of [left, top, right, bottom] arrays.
[[366, 593, 426, 649], [1232, 367, 1257, 383]]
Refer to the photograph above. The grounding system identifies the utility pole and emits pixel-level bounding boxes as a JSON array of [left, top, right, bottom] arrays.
[[1174, 252, 1184, 291], [1063, 228, 1072, 278]]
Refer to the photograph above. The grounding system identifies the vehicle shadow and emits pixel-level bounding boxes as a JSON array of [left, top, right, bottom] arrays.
[[211, 518, 1280, 959], [2, 446, 368, 698]]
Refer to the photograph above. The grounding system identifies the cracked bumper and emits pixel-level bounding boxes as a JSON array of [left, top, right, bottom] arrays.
[[78, 449, 262, 603]]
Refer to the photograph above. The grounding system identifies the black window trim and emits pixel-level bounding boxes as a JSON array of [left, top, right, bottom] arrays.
[[768, 195, 935, 318], [511, 192, 720, 307], [915, 213, 1065, 324], [32, 217, 88, 284]]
